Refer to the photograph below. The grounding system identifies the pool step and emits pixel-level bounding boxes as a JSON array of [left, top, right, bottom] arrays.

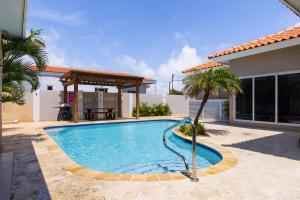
[[114, 160, 186, 174]]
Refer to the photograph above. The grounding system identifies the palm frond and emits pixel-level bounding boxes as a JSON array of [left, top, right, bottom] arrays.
[[182, 68, 242, 98], [2, 29, 47, 104]]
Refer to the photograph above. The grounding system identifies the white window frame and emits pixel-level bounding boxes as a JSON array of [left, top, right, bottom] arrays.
[[233, 69, 300, 127]]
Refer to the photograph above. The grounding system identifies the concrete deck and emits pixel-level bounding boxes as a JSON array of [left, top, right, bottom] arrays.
[[0, 152, 14, 200], [2, 117, 300, 200]]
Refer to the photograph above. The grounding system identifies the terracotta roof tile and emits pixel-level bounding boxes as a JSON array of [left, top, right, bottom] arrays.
[[31, 65, 70, 73], [32, 65, 155, 81], [182, 62, 224, 73], [208, 25, 300, 59]]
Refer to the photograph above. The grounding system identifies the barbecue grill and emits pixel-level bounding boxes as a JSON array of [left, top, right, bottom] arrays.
[[57, 104, 72, 121]]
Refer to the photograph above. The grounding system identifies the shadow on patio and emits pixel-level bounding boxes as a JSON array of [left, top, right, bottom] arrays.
[[224, 132, 300, 161], [2, 131, 51, 200]]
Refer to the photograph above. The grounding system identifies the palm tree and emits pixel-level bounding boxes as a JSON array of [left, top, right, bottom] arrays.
[[183, 68, 242, 125], [2, 29, 47, 104]]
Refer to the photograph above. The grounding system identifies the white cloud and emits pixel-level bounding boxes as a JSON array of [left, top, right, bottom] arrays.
[[117, 45, 204, 94], [43, 28, 69, 67], [118, 55, 155, 77], [32, 9, 84, 26], [155, 45, 204, 94], [158, 45, 204, 80]]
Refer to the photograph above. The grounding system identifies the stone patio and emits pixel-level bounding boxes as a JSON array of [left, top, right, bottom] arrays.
[[2, 117, 300, 200]]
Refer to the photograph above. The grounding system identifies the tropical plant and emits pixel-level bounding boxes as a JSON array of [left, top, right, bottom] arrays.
[[168, 89, 183, 95], [133, 103, 172, 117], [183, 68, 242, 125], [2, 29, 47, 104], [179, 123, 206, 136]]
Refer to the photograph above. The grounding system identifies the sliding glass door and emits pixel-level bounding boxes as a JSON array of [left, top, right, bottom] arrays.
[[254, 76, 275, 122], [278, 73, 300, 124], [235, 72, 300, 124], [236, 78, 253, 120]]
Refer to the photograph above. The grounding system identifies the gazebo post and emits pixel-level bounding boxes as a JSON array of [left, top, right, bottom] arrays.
[[74, 81, 78, 123], [63, 85, 68, 103], [136, 86, 140, 119], [117, 87, 122, 118]]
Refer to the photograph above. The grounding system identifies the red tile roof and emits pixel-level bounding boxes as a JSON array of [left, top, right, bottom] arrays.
[[208, 25, 300, 59], [32, 65, 155, 81], [182, 62, 224, 73], [31, 65, 70, 73]]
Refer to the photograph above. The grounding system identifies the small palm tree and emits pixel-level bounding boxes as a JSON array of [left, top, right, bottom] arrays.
[[183, 68, 242, 125], [2, 29, 47, 104]]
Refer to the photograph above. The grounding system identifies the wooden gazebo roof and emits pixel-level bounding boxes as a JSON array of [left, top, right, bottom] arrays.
[[60, 68, 144, 88]]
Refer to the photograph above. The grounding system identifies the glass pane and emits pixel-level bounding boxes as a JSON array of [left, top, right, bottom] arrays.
[[278, 73, 300, 124], [255, 76, 275, 122], [236, 78, 253, 120]]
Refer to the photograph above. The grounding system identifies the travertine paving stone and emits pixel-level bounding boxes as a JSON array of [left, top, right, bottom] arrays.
[[2, 117, 300, 200]]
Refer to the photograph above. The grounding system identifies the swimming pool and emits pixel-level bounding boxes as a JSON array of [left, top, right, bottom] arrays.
[[45, 120, 222, 174]]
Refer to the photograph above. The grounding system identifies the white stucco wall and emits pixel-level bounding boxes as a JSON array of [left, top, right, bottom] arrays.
[[123, 94, 188, 117], [40, 91, 61, 121], [38, 76, 104, 92], [166, 95, 188, 115]]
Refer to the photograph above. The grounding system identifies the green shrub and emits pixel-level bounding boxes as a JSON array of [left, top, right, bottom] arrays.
[[133, 103, 172, 117], [179, 123, 206, 136]]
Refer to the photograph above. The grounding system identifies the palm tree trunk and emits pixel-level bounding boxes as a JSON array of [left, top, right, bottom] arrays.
[[0, 30, 3, 149], [194, 91, 210, 125]]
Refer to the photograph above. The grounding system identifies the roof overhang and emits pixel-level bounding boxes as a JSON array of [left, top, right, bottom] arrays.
[[210, 37, 300, 64], [0, 0, 28, 38], [60, 69, 144, 88], [281, 0, 300, 17]]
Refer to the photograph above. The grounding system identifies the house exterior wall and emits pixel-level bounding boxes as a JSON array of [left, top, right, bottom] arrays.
[[228, 45, 300, 130], [38, 76, 106, 92], [2, 92, 33, 122], [37, 90, 61, 121], [229, 45, 300, 77]]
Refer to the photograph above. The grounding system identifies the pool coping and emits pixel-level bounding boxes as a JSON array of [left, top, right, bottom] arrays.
[[35, 120, 238, 182]]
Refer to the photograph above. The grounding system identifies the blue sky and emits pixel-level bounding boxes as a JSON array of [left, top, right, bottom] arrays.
[[27, 0, 300, 93]]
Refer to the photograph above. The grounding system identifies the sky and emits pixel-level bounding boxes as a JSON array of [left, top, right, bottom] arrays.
[[27, 0, 300, 94]]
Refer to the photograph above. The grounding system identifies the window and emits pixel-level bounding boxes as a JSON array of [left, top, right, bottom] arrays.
[[47, 85, 53, 91], [254, 76, 275, 122], [95, 88, 108, 93], [236, 78, 253, 120], [278, 73, 300, 124], [235, 72, 300, 124]]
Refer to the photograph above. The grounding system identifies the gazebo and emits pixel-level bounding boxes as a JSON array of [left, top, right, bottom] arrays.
[[60, 69, 144, 123]]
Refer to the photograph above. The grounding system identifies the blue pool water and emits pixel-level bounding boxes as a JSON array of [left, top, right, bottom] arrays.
[[46, 120, 222, 174]]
